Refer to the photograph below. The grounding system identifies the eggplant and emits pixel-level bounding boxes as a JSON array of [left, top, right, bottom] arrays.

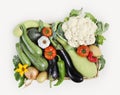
[[48, 57, 59, 80], [57, 49, 84, 82], [67, 67, 83, 82], [27, 28, 41, 43]]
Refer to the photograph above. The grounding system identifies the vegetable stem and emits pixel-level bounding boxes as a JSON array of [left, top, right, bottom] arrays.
[[56, 35, 73, 51]]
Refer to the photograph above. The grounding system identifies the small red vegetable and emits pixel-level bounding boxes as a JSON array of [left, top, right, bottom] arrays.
[[77, 45, 90, 57], [87, 52, 98, 63], [44, 46, 56, 60], [42, 27, 52, 37]]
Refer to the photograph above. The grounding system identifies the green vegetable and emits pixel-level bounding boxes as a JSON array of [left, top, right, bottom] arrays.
[[64, 17, 69, 22], [95, 21, 109, 46], [13, 55, 21, 68], [14, 72, 21, 81], [85, 12, 97, 23], [20, 38, 48, 71], [13, 24, 23, 37], [14, 71, 25, 88], [95, 21, 109, 35], [20, 24, 42, 56], [38, 20, 44, 32], [56, 35, 97, 78], [16, 43, 31, 66], [69, 9, 82, 17], [18, 76, 25, 88], [51, 21, 60, 32], [98, 55, 106, 71], [13, 20, 39, 37], [22, 20, 39, 29], [54, 55, 65, 86], [95, 35, 105, 45]]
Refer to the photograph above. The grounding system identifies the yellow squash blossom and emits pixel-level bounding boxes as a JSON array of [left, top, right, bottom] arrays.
[[15, 63, 28, 77]]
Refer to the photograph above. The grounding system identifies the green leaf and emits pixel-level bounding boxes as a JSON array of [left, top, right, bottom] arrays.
[[13, 55, 21, 68], [95, 22, 109, 35], [52, 21, 60, 32], [85, 12, 97, 23], [64, 17, 69, 22], [18, 77, 25, 88], [95, 35, 106, 45], [99, 56, 106, 71], [95, 21, 103, 35], [38, 20, 51, 32], [38, 20, 44, 32], [104, 23, 109, 32], [56, 22, 66, 39], [69, 9, 82, 17], [14, 72, 20, 81]]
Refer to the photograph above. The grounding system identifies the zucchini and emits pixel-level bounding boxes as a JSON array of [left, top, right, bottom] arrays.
[[20, 39, 48, 71], [21, 24, 42, 56], [22, 20, 39, 29], [13, 20, 39, 37], [13, 24, 23, 37], [16, 43, 31, 66]]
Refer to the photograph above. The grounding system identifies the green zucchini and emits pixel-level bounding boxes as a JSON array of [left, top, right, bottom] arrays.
[[20, 24, 42, 56], [13, 24, 23, 37], [20, 39, 48, 71], [22, 20, 39, 29], [16, 43, 31, 66], [13, 20, 39, 37]]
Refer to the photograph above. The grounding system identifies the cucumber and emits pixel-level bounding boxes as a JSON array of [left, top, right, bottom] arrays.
[[16, 43, 31, 66], [20, 39, 48, 71], [13, 20, 39, 37], [20, 24, 42, 56]]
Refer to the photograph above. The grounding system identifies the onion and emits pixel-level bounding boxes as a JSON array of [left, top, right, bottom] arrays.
[[25, 67, 39, 80]]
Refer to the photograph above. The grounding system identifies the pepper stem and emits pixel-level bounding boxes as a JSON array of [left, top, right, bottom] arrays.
[[57, 55, 61, 61]]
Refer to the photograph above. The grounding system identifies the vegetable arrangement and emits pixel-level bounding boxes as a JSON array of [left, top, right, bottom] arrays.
[[13, 9, 109, 88]]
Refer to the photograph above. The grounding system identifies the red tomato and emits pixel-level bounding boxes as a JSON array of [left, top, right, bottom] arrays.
[[42, 27, 52, 37], [77, 45, 90, 57], [44, 46, 56, 60]]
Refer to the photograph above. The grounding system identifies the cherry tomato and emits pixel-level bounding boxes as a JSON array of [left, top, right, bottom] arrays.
[[77, 45, 90, 57], [44, 46, 56, 60], [42, 27, 52, 37]]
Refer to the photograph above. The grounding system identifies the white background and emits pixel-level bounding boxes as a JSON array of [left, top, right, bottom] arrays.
[[0, 0, 120, 95]]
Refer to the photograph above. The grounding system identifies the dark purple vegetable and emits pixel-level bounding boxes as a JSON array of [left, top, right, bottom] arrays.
[[57, 49, 83, 82], [50, 38, 83, 83], [48, 57, 59, 80]]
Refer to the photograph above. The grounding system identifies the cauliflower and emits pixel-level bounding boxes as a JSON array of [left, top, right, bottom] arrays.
[[62, 16, 97, 47]]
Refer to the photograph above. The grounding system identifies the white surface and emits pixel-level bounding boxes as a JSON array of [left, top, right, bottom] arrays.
[[0, 0, 120, 95]]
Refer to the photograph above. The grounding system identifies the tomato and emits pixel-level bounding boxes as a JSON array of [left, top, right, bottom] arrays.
[[44, 46, 56, 60], [42, 27, 52, 37], [77, 45, 90, 57]]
